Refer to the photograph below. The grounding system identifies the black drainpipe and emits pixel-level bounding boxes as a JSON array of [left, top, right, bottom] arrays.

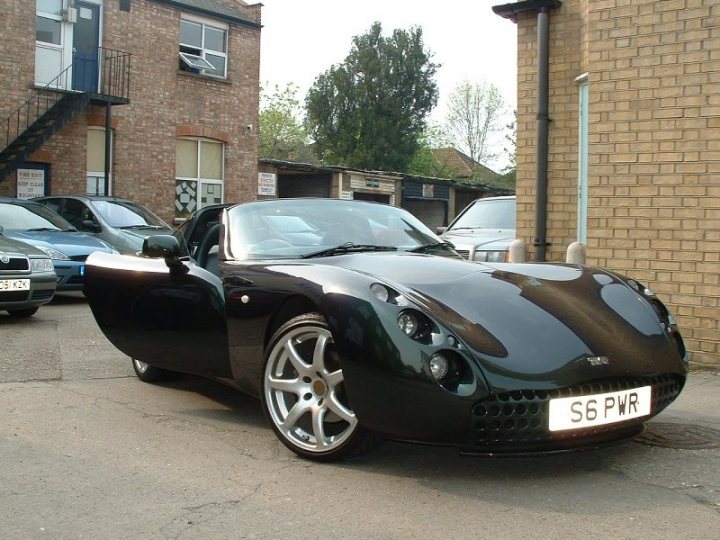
[[492, 0, 561, 262]]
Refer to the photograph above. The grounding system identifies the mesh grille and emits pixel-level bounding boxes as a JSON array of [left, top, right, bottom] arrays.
[[0, 256, 30, 272], [455, 250, 470, 260], [471, 375, 684, 447], [32, 289, 54, 300], [0, 291, 30, 302]]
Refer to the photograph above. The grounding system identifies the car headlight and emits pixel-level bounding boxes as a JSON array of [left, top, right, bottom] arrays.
[[473, 250, 508, 263], [37, 246, 70, 260], [30, 257, 54, 272]]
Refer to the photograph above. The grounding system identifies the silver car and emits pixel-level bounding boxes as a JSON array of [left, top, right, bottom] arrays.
[[440, 196, 516, 262], [34, 195, 173, 255]]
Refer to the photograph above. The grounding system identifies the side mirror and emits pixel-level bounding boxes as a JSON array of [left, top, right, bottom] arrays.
[[142, 235, 182, 259], [81, 219, 101, 233], [435, 226, 447, 235], [142, 235, 187, 274]]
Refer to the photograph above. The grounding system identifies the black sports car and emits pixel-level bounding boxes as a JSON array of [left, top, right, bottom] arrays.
[[84, 199, 687, 461]]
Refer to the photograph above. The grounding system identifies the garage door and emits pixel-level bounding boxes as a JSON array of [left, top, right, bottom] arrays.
[[278, 174, 331, 198], [403, 199, 447, 230]]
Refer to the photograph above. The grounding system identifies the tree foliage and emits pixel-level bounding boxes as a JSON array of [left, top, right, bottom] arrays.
[[259, 83, 315, 162], [444, 81, 505, 165], [407, 123, 454, 178], [305, 22, 439, 171]]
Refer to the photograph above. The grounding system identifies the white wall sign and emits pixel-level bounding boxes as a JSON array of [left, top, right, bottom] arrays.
[[340, 191, 354, 200], [258, 172, 277, 196], [17, 169, 46, 199]]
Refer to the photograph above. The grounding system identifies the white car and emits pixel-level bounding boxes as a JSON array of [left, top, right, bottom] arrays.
[[440, 196, 516, 262]]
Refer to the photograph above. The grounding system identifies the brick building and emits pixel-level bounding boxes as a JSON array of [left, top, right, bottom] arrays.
[[0, 0, 261, 224], [494, 0, 719, 366]]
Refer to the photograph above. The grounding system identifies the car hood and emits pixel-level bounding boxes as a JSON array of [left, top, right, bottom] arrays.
[[441, 228, 516, 250], [325, 253, 685, 392], [5, 231, 113, 257], [0, 234, 47, 257]]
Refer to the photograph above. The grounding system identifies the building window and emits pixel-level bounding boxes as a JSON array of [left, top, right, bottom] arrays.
[[175, 138, 224, 219], [179, 14, 228, 78], [36, 0, 63, 45], [87, 127, 112, 196]]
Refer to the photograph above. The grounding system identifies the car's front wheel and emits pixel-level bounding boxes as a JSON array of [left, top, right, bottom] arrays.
[[131, 358, 175, 383], [262, 313, 377, 461]]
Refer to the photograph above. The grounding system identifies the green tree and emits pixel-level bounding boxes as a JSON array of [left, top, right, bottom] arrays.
[[407, 123, 454, 178], [259, 83, 314, 162], [306, 22, 439, 171], [444, 81, 505, 165], [499, 112, 517, 186]]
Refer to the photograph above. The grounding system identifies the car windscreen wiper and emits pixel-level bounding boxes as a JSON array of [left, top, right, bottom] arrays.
[[118, 224, 165, 230], [26, 227, 58, 232], [406, 241, 455, 254], [302, 243, 398, 259]]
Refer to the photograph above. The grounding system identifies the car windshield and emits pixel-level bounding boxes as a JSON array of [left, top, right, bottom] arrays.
[[93, 200, 168, 229], [227, 199, 447, 260], [448, 198, 516, 230], [0, 201, 74, 231]]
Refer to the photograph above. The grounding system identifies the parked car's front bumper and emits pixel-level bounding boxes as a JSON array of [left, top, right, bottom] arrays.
[[0, 270, 56, 311], [52, 260, 87, 291]]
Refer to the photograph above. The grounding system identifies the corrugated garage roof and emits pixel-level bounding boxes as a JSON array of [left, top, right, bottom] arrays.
[[153, 0, 261, 27]]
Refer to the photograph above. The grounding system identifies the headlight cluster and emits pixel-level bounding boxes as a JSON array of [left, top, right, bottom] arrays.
[[37, 246, 70, 260], [30, 258, 54, 272], [473, 250, 508, 263], [370, 282, 478, 395], [397, 309, 432, 343]]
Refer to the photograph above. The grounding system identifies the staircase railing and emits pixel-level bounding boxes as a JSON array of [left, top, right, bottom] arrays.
[[1, 47, 131, 152]]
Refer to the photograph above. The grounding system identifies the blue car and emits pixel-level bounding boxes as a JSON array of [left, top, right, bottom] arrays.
[[0, 198, 115, 291]]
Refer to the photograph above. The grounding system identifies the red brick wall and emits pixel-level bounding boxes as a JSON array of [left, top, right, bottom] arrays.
[[1, 0, 260, 222]]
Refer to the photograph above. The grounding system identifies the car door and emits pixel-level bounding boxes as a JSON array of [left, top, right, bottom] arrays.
[[84, 252, 231, 378]]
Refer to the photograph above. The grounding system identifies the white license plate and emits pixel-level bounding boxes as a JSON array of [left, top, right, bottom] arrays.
[[0, 279, 30, 291], [549, 386, 652, 431]]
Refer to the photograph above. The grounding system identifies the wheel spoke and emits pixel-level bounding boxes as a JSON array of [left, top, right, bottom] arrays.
[[311, 406, 328, 448], [325, 369, 344, 388], [268, 376, 301, 394], [327, 392, 356, 425], [280, 401, 309, 432], [311, 333, 329, 372], [284, 341, 310, 376]]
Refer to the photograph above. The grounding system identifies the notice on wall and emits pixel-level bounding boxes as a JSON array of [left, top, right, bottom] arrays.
[[340, 191, 354, 200], [422, 183, 435, 198], [258, 172, 277, 196], [17, 169, 46, 199]]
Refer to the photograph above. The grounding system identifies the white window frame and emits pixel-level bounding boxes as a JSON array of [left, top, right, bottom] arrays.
[[179, 13, 228, 79], [175, 137, 225, 214], [86, 126, 113, 196]]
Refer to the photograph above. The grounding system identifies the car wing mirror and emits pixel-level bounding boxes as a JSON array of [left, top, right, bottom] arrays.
[[435, 226, 447, 234], [82, 219, 101, 233], [141, 235, 188, 274]]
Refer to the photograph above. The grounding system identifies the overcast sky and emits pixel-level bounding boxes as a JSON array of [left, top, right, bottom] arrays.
[[256, 0, 519, 126]]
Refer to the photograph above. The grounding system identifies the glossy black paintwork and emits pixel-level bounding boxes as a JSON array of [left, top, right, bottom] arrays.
[[84, 201, 688, 448]]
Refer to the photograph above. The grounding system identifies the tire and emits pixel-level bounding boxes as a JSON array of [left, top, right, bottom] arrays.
[[131, 358, 175, 383], [7, 307, 39, 318], [261, 313, 378, 461]]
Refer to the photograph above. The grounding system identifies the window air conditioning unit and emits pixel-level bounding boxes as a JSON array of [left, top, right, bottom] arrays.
[[63, 7, 78, 23]]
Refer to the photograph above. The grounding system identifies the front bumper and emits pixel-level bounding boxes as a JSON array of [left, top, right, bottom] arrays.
[[461, 374, 685, 454], [0, 271, 56, 311], [53, 260, 87, 291]]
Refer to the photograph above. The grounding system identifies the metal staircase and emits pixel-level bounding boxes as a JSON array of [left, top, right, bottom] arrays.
[[0, 48, 131, 181]]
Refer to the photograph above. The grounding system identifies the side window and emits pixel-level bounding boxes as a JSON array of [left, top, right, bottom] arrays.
[[63, 199, 93, 230], [41, 198, 62, 214], [179, 15, 228, 78]]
